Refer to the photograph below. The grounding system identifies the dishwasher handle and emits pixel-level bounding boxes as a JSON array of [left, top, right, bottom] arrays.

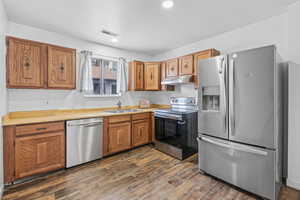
[[67, 122, 103, 127]]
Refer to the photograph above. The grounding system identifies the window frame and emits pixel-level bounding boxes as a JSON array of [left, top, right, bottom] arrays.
[[84, 55, 121, 98]]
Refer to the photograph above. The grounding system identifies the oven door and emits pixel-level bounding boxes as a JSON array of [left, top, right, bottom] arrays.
[[155, 113, 187, 148]]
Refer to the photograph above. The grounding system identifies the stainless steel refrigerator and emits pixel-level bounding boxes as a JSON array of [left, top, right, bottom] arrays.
[[197, 46, 286, 200]]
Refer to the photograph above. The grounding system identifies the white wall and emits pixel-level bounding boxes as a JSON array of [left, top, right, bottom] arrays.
[[286, 1, 300, 190], [7, 22, 153, 112], [0, 0, 7, 194], [148, 13, 288, 104]]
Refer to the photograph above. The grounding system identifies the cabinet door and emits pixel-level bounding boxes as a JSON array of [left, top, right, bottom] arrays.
[[144, 63, 161, 91], [166, 58, 178, 77], [128, 61, 144, 90], [161, 62, 175, 91], [15, 132, 65, 179], [48, 46, 76, 89], [179, 55, 194, 75], [193, 49, 220, 88], [7, 37, 46, 88], [132, 120, 150, 147], [108, 122, 131, 153]]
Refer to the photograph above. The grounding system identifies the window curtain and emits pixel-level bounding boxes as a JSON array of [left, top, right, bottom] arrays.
[[117, 57, 128, 95], [79, 51, 94, 94]]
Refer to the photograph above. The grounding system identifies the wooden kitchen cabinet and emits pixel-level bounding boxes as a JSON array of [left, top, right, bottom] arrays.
[[6, 37, 76, 89], [179, 55, 194, 75], [166, 58, 179, 77], [128, 61, 144, 91], [132, 119, 150, 147], [6, 37, 47, 88], [15, 131, 65, 179], [144, 62, 161, 91], [108, 122, 132, 154], [3, 121, 65, 183], [161, 62, 175, 91], [103, 113, 152, 156], [47, 46, 76, 89], [193, 49, 220, 88]]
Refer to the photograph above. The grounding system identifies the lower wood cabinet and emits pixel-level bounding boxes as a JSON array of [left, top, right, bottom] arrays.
[[108, 122, 132, 154], [132, 119, 150, 147], [15, 131, 65, 179], [104, 113, 152, 156], [3, 121, 65, 183]]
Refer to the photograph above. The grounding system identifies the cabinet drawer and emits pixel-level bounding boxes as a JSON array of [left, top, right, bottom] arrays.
[[132, 113, 150, 121], [16, 122, 65, 136], [108, 115, 131, 123]]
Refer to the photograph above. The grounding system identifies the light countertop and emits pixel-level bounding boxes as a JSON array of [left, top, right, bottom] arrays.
[[2, 104, 170, 126]]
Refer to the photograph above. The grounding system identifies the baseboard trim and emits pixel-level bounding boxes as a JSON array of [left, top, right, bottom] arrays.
[[287, 178, 300, 190]]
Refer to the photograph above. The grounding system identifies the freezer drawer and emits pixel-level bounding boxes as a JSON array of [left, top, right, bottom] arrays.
[[198, 136, 279, 200]]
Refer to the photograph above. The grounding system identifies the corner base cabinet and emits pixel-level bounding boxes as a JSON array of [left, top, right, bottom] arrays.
[[3, 121, 65, 184]]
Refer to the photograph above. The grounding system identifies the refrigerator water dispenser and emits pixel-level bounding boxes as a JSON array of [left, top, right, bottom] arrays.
[[201, 86, 220, 111]]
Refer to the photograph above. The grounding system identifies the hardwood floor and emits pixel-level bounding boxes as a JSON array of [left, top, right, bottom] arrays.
[[2, 145, 300, 200]]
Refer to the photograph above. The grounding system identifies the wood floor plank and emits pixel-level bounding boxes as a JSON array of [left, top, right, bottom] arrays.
[[2, 145, 300, 200]]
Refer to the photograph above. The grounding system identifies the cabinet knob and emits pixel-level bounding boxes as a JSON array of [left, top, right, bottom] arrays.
[[184, 64, 188, 68], [24, 62, 30, 67], [60, 63, 64, 71]]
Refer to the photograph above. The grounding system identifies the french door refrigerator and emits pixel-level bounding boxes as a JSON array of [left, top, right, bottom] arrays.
[[197, 46, 285, 200]]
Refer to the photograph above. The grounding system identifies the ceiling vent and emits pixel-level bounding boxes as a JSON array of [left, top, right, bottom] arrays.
[[101, 30, 119, 37]]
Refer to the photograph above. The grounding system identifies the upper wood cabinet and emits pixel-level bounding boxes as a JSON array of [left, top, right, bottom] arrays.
[[179, 55, 194, 75], [193, 49, 220, 88], [166, 58, 179, 77], [161, 62, 175, 91], [128, 61, 144, 91], [6, 37, 76, 90], [6, 37, 47, 88], [144, 62, 161, 91], [48, 46, 76, 89]]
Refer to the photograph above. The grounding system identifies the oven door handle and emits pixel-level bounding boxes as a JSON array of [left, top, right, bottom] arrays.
[[154, 113, 182, 121]]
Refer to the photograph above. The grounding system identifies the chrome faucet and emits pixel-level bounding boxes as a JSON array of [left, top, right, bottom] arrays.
[[117, 100, 122, 110]]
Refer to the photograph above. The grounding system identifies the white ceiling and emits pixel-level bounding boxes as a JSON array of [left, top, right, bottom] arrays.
[[3, 0, 298, 55]]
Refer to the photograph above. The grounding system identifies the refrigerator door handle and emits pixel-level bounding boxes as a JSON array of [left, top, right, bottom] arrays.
[[198, 136, 268, 156], [229, 59, 236, 136], [220, 57, 227, 133]]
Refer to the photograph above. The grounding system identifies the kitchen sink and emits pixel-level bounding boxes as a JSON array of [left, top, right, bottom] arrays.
[[104, 109, 140, 113]]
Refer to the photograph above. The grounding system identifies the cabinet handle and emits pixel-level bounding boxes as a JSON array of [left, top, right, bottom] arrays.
[[60, 63, 65, 71], [24, 62, 30, 68], [184, 64, 188, 68], [36, 127, 47, 131], [150, 73, 153, 80]]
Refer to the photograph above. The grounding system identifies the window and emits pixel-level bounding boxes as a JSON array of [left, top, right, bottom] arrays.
[[90, 57, 119, 96]]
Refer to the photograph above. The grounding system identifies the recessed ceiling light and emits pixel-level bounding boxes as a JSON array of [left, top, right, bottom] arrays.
[[111, 38, 118, 43], [162, 0, 174, 9]]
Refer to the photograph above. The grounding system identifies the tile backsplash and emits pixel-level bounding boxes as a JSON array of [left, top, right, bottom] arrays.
[[8, 89, 152, 112]]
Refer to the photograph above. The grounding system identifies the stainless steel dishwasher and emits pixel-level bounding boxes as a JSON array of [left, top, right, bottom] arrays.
[[66, 118, 103, 168]]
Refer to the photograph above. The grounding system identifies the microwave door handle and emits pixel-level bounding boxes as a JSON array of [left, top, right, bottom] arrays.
[[199, 137, 268, 156]]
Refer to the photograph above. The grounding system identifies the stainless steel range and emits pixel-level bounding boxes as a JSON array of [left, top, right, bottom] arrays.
[[154, 97, 198, 160]]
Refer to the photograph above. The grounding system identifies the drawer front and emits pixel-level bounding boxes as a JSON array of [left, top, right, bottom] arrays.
[[132, 113, 150, 121], [198, 136, 277, 200], [16, 122, 65, 136], [108, 115, 131, 123]]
